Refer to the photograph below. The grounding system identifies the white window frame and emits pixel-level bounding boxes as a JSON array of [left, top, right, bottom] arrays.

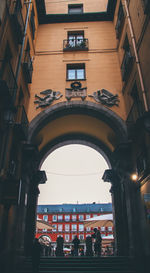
[[52, 224, 57, 231], [79, 224, 84, 231], [65, 234, 70, 242], [65, 224, 70, 231], [43, 215, 48, 222], [101, 226, 105, 231], [86, 214, 91, 219], [58, 224, 63, 232], [72, 215, 77, 221], [52, 215, 57, 222], [58, 215, 63, 221], [108, 226, 113, 231], [72, 224, 77, 231], [79, 214, 84, 221], [65, 215, 70, 221]]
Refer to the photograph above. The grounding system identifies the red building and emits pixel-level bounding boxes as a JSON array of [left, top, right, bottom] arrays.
[[36, 203, 113, 251]]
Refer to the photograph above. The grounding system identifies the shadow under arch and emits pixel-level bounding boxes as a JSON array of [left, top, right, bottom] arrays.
[[28, 101, 128, 168]]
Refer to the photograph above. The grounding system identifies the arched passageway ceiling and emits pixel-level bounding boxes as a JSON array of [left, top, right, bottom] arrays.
[[34, 114, 116, 152], [28, 102, 127, 164]]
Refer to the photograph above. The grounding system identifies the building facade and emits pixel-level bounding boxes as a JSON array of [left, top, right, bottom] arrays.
[[36, 203, 113, 250], [0, 0, 150, 272]]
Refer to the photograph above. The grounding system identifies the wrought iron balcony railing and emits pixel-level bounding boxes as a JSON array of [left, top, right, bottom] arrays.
[[23, 51, 33, 83], [63, 38, 88, 51], [121, 51, 133, 82]]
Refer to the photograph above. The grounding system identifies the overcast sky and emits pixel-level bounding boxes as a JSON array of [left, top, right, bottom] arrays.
[[38, 144, 112, 205]]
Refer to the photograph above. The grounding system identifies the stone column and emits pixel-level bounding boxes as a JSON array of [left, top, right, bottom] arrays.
[[103, 169, 129, 256]]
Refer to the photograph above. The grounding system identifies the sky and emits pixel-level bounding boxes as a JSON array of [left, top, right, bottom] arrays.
[[38, 144, 112, 205]]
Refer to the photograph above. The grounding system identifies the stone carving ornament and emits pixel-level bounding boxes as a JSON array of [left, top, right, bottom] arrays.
[[34, 89, 63, 109], [89, 89, 119, 107]]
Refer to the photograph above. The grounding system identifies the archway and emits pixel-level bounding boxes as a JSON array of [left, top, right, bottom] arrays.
[[25, 101, 130, 256]]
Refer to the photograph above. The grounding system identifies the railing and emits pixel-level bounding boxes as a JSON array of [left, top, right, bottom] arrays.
[[0, 60, 18, 99], [11, 2, 25, 44], [121, 51, 133, 81], [63, 38, 88, 51], [23, 51, 33, 83]]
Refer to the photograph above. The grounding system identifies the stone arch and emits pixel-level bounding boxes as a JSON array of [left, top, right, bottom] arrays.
[[26, 101, 129, 256], [28, 101, 128, 168]]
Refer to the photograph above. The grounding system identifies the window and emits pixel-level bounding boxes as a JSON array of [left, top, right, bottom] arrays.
[[52, 224, 57, 231], [42, 229, 47, 232], [67, 64, 85, 80], [108, 227, 113, 231], [79, 215, 84, 221], [72, 234, 76, 240], [68, 31, 84, 47], [72, 224, 77, 231], [86, 215, 90, 220], [65, 224, 70, 231], [86, 227, 91, 231], [65, 234, 70, 242], [44, 208, 48, 213], [68, 4, 83, 14], [52, 215, 57, 222], [43, 215, 48, 222], [72, 215, 77, 221], [101, 227, 105, 231], [58, 224, 62, 232], [73, 208, 76, 212], [79, 234, 84, 240], [79, 224, 84, 231], [58, 215, 63, 221], [65, 215, 70, 221]]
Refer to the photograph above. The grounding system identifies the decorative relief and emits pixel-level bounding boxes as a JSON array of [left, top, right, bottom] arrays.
[[89, 89, 119, 107], [34, 89, 63, 109], [65, 81, 87, 101]]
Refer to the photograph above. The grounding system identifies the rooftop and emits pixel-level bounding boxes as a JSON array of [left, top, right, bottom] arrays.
[[37, 203, 112, 214]]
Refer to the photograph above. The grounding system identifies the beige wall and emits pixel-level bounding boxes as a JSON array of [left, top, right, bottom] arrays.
[[45, 0, 108, 15], [28, 20, 126, 121]]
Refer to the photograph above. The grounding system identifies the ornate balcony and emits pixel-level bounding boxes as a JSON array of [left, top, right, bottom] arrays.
[[23, 51, 33, 83], [11, 2, 24, 44], [0, 61, 17, 107], [63, 38, 88, 51], [121, 51, 133, 82]]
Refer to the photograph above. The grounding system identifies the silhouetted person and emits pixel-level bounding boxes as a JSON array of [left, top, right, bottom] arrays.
[[86, 236, 93, 256], [72, 235, 80, 256], [31, 238, 42, 273], [94, 230, 102, 256], [55, 236, 64, 256]]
